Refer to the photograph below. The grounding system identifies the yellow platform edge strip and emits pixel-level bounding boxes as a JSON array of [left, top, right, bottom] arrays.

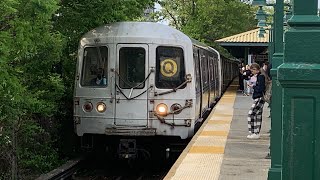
[[189, 146, 225, 154], [207, 120, 231, 124], [199, 130, 229, 136], [164, 80, 237, 180]]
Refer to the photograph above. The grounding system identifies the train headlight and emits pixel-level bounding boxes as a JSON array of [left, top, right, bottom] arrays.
[[156, 103, 168, 116], [96, 102, 106, 113], [83, 102, 93, 112], [171, 103, 182, 114]]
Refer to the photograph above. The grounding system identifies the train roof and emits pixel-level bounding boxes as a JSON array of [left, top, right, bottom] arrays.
[[80, 22, 228, 59], [191, 39, 221, 55], [191, 39, 208, 49], [81, 22, 192, 45]]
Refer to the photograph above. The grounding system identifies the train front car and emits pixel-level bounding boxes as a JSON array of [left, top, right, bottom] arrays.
[[73, 22, 196, 157]]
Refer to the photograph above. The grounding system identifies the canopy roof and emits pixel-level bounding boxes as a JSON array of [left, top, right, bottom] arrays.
[[215, 28, 269, 47]]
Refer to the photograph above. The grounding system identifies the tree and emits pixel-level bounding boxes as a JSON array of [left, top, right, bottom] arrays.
[[158, 0, 257, 56], [0, 0, 64, 178]]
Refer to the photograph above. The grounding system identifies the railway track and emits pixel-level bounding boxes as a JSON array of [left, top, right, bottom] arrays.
[[72, 169, 168, 180], [36, 158, 83, 180], [37, 154, 174, 180], [37, 138, 187, 180], [72, 156, 172, 180]]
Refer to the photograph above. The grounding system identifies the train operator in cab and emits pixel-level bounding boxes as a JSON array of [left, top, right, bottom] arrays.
[[91, 68, 107, 86]]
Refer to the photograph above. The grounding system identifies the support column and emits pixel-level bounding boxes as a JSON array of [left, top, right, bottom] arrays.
[[268, 25, 274, 63], [268, 0, 284, 179], [278, 0, 320, 179], [244, 47, 249, 64]]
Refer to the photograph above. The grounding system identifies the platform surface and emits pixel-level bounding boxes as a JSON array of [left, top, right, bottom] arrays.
[[165, 81, 271, 180]]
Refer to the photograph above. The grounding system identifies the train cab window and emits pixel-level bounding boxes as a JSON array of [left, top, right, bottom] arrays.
[[119, 47, 146, 89], [156, 46, 185, 89], [81, 46, 108, 87]]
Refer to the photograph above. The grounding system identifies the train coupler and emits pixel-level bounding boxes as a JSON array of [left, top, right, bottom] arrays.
[[80, 135, 93, 151], [118, 139, 137, 159]]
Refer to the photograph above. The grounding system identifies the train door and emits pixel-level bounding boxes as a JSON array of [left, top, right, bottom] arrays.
[[214, 57, 220, 98], [193, 47, 201, 119], [115, 44, 149, 127], [208, 54, 215, 106]]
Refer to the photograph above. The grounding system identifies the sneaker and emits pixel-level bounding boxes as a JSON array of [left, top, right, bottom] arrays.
[[247, 133, 260, 139]]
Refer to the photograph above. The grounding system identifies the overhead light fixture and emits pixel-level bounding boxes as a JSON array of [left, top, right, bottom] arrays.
[[251, 0, 266, 6]]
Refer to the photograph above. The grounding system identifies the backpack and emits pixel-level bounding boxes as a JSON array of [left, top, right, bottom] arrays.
[[256, 73, 271, 103], [263, 79, 272, 104]]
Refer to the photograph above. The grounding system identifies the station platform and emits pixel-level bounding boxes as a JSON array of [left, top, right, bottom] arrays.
[[164, 80, 271, 180]]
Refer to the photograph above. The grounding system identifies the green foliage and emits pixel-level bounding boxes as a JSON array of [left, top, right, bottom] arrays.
[[158, 0, 257, 57], [0, 0, 65, 178], [55, 0, 156, 48], [18, 122, 61, 172]]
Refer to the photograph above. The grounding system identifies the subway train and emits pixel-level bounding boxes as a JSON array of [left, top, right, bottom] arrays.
[[73, 22, 238, 157]]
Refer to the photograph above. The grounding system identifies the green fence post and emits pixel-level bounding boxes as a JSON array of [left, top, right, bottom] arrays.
[[278, 0, 320, 179], [268, 0, 284, 179]]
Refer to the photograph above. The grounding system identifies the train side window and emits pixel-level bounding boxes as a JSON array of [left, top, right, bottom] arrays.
[[156, 46, 185, 89], [200, 49, 208, 86], [81, 46, 108, 87], [119, 47, 146, 89], [209, 55, 214, 81]]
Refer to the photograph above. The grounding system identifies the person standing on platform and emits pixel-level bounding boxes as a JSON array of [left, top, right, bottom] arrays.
[[247, 63, 266, 139], [243, 65, 252, 96], [238, 62, 245, 92]]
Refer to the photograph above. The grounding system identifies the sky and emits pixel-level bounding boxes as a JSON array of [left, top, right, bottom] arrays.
[[154, 3, 169, 25], [154, 3, 161, 10]]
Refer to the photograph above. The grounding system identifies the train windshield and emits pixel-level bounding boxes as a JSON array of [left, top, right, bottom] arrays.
[[156, 46, 185, 89], [119, 47, 146, 89], [81, 46, 108, 87]]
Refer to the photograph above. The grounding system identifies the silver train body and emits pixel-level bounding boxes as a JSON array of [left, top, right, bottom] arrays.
[[74, 22, 238, 140]]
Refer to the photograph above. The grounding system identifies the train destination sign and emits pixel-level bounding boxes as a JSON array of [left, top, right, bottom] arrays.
[[160, 58, 178, 77]]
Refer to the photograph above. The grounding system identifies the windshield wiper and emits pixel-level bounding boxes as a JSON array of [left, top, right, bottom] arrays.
[[154, 74, 192, 96]]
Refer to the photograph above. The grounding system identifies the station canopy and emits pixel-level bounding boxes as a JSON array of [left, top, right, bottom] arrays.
[[215, 28, 269, 59]]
